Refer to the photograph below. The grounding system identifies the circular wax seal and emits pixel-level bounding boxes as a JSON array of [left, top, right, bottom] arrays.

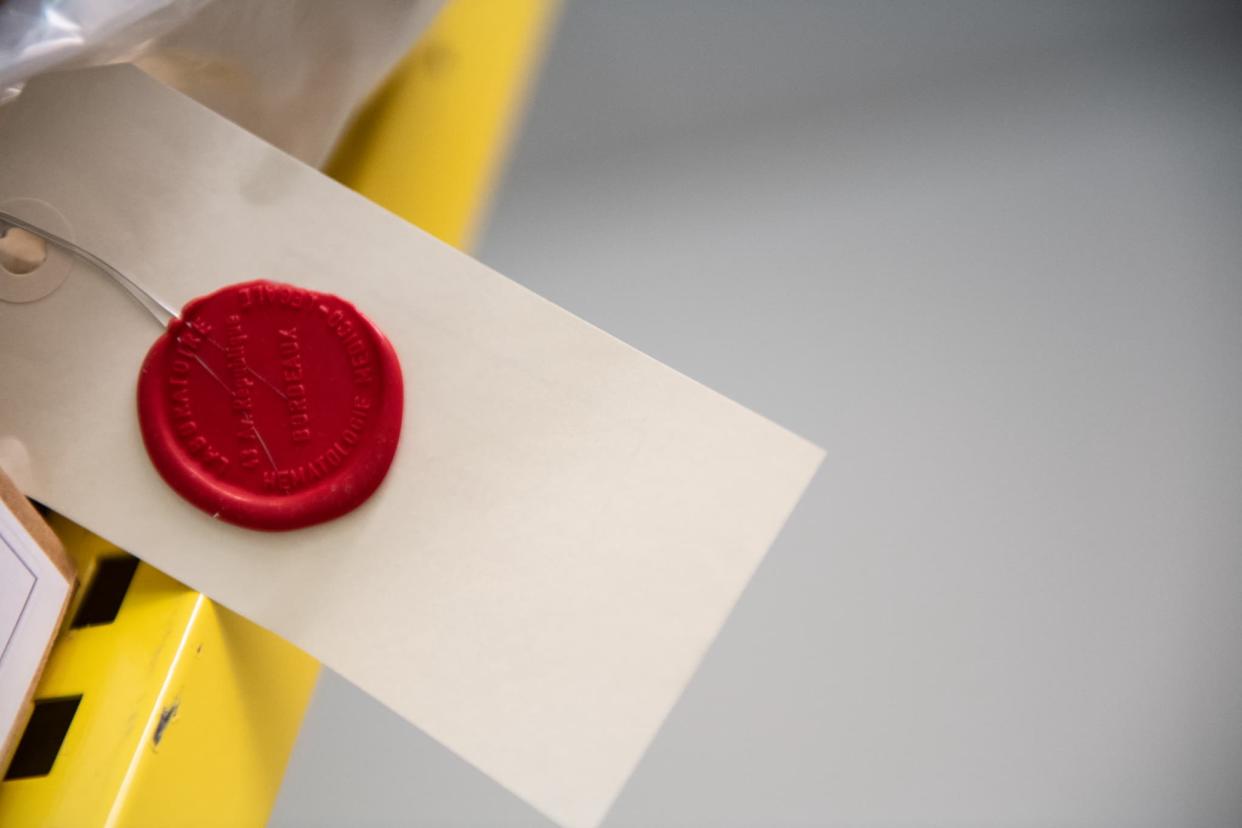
[[137, 280, 403, 531]]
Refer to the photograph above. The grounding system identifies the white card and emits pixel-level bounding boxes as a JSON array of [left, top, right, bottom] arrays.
[[0, 66, 822, 828], [0, 469, 72, 766]]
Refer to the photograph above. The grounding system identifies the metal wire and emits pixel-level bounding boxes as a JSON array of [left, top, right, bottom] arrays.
[[0, 209, 178, 327]]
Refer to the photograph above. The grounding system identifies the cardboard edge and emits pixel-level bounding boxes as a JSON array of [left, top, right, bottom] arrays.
[[0, 464, 75, 774]]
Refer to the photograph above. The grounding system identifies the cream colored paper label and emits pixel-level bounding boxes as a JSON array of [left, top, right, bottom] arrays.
[[0, 67, 822, 828]]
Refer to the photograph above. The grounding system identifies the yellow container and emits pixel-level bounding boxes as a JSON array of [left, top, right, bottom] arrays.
[[0, 518, 318, 828]]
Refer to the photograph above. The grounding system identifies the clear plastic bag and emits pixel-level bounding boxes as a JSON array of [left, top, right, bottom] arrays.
[[0, 0, 208, 104], [1, 0, 439, 165]]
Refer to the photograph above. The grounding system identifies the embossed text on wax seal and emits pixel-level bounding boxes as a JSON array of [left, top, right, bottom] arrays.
[[137, 280, 404, 531]]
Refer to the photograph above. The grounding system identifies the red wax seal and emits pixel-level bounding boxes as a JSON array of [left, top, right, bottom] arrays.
[[137, 280, 403, 531]]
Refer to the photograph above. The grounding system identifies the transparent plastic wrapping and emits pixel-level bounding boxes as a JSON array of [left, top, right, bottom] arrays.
[[0, 0, 440, 165], [0, 0, 209, 104]]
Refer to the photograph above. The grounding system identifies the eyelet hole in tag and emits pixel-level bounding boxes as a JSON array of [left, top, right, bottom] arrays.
[[0, 198, 73, 304], [0, 228, 47, 275]]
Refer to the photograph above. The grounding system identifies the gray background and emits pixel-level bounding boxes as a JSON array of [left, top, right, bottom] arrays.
[[271, 2, 1242, 825]]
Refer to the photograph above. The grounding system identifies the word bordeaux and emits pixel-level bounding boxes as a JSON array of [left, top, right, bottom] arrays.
[[137, 280, 404, 530]]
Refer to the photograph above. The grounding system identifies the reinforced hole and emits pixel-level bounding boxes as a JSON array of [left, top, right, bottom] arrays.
[[0, 227, 47, 275], [70, 555, 140, 628], [0, 199, 73, 304], [4, 696, 82, 779]]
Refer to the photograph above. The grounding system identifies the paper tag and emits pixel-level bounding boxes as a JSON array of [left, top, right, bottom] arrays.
[[0, 66, 822, 828], [0, 466, 73, 771]]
